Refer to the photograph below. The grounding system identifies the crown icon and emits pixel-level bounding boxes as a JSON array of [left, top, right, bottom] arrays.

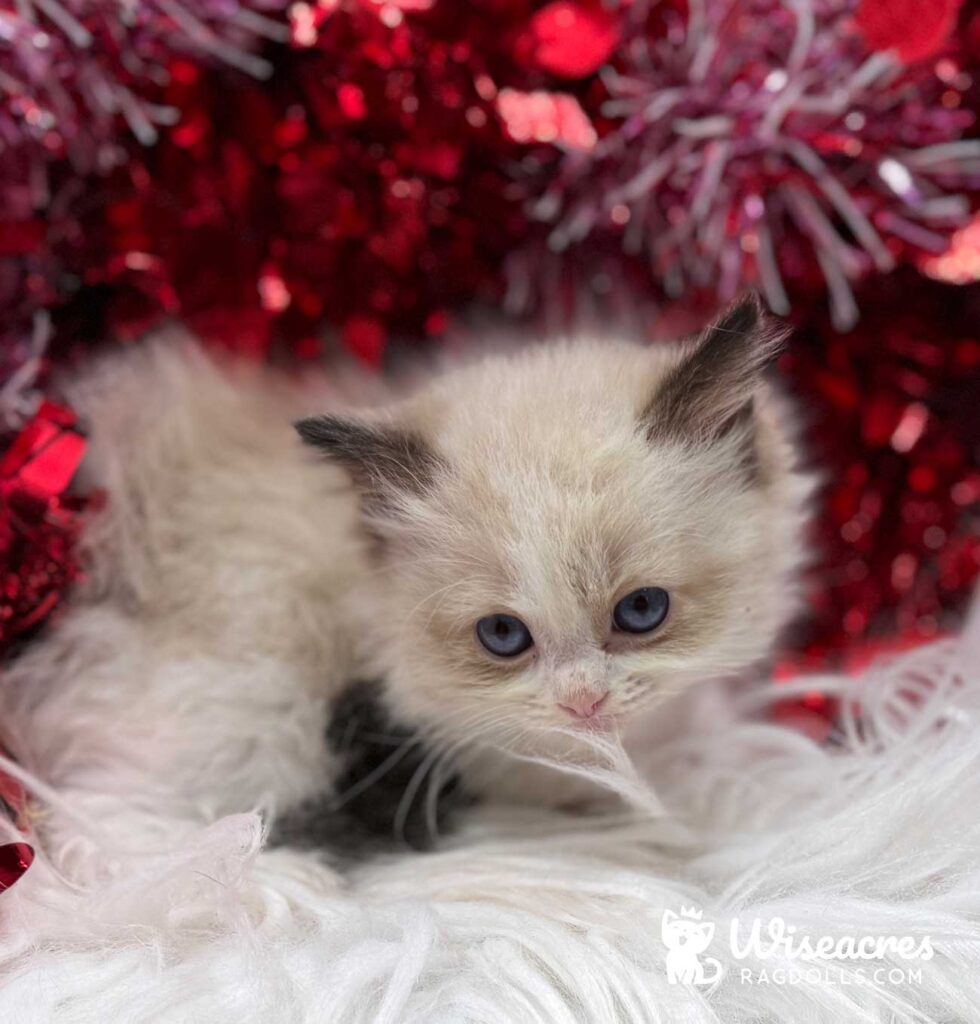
[[679, 905, 703, 920]]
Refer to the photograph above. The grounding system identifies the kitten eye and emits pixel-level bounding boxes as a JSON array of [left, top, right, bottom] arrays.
[[476, 614, 533, 658], [613, 587, 669, 634]]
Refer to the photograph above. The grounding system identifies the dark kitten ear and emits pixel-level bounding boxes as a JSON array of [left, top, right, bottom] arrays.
[[642, 293, 788, 445], [294, 415, 440, 504]]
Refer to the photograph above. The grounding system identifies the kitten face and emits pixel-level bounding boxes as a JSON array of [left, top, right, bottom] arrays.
[[298, 297, 811, 752]]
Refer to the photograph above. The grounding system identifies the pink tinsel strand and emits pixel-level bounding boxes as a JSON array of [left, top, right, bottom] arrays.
[[0, 0, 289, 220], [0, 0, 289, 423], [526, 0, 980, 329]]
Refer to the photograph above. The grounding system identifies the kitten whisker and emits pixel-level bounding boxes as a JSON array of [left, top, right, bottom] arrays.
[[391, 706, 514, 842], [404, 576, 479, 626], [330, 733, 421, 808], [393, 736, 461, 842], [423, 735, 478, 841]]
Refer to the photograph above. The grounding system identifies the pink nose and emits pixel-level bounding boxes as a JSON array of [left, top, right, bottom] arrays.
[[558, 691, 609, 720]]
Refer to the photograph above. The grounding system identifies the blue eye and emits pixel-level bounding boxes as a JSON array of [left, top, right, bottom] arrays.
[[613, 587, 669, 634], [476, 614, 533, 657]]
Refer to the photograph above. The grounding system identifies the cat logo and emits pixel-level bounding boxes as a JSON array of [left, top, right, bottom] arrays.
[[661, 905, 725, 987]]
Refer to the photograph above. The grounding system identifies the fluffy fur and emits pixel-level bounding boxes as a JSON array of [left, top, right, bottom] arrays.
[[0, 601, 977, 1023]]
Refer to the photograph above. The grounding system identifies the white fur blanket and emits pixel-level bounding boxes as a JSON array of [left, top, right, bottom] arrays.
[[0, 595, 977, 1023]]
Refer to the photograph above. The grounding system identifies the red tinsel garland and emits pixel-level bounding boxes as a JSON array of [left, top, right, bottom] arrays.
[[783, 271, 979, 663]]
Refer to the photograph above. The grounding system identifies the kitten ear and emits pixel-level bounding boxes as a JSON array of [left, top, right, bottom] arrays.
[[642, 293, 788, 445], [294, 415, 440, 505]]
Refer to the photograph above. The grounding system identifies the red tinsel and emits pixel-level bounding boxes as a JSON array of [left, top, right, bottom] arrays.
[[0, 401, 86, 653], [855, 0, 965, 64], [782, 271, 979, 663], [519, 0, 980, 332], [519, 1, 621, 78], [62, 3, 539, 364]]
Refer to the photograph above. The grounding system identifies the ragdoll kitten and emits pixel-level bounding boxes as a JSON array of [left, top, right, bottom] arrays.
[[1, 295, 810, 858], [292, 294, 810, 808]]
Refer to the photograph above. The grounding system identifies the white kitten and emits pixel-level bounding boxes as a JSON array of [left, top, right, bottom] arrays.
[[1, 297, 812, 856]]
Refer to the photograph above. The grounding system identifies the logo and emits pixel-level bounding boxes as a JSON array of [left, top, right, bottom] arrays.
[[661, 906, 724, 987], [661, 903, 933, 989]]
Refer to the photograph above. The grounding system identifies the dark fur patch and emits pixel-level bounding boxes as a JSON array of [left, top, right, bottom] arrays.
[[642, 292, 787, 449], [271, 680, 473, 860], [294, 416, 440, 501]]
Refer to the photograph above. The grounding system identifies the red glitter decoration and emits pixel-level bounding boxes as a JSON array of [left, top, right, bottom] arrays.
[[0, 842, 34, 893], [522, 0, 980, 331], [920, 212, 980, 284], [855, 0, 964, 64], [782, 271, 979, 662], [0, 0, 288, 212], [53, 2, 543, 365], [522, 1, 621, 78], [0, 401, 87, 653], [497, 88, 598, 148]]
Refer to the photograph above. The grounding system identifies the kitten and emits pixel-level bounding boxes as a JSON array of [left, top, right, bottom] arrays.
[[1, 296, 810, 858], [294, 293, 810, 800]]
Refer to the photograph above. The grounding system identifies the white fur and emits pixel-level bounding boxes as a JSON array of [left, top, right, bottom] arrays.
[[1, 600, 978, 1022], [3, 336, 367, 856]]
